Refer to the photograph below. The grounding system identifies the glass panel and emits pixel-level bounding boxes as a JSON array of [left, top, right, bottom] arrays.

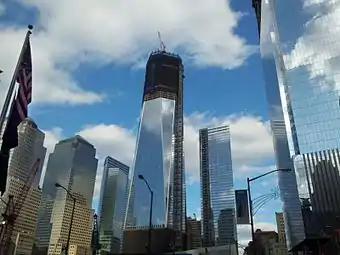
[[126, 98, 176, 227]]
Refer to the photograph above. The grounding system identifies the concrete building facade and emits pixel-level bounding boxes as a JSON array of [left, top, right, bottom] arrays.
[[0, 118, 46, 254], [36, 135, 97, 254]]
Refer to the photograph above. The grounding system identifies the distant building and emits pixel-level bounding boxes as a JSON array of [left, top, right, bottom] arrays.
[[0, 118, 46, 254], [199, 125, 237, 247], [275, 212, 286, 244], [254, 229, 278, 254], [36, 135, 98, 254], [293, 150, 340, 253], [98, 156, 129, 254], [186, 217, 201, 250]]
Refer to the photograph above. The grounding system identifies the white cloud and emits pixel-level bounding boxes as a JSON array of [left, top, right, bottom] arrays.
[[40, 112, 274, 206], [1, 0, 254, 106], [284, 0, 340, 91], [0, 27, 104, 107]]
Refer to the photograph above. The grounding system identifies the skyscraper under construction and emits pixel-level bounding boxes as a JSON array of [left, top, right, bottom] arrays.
[[124, 49, 186, 236]]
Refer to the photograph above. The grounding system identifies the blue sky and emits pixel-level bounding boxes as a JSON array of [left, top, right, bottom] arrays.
[[0, 0, 282, 244]]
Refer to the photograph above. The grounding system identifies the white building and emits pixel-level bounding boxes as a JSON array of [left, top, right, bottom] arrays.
[[0, 117, 46, 254]]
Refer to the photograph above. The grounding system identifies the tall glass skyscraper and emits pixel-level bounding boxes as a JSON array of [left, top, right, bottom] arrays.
[[253, 0, 305, 249], [254, 0, 340, 250], [98, 156, 129, 254], [199, 126, 237, 248], [124, 50, 186, 233], [35, 135, 98, 253]]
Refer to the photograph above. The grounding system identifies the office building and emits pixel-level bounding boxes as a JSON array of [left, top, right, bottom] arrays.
[[98, 156, 129, 254], [275, 212, 286, 245], [254, 229, 279, 254], [253, 0, 307, 250], [186, 217, 201, 250], [254, 0, 340, 251], [0, 118, 46, 254], [6, 117, 46, 186], [35, 135, 98, 254], [124, 50, 186, 238], [199, 125, 237, 247], [294, 150, 340, 252]]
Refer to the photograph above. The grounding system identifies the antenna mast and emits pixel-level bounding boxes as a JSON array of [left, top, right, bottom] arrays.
[[157, 31, 166, 52]]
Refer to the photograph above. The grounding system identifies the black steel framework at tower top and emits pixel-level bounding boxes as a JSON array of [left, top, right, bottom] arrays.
[[252, 0, 262, 36]]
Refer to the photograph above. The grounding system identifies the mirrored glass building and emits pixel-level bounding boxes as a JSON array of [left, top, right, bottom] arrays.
[[199, 126, 237, 248], [124, 50, 186, 233], [254, 0, 340, 250], [98, 157, 129, 254]]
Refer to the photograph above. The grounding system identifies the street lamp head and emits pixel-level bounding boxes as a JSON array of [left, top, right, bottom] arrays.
[[138, 174, 144, 180], [55, 182, 61, 188], [280, 168, 292, 172]]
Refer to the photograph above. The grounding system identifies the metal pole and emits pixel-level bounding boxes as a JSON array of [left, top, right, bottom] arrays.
[[13, 232, 20, 255], [148, 190, 153, 254], [0, 25, 33, 135], [65, 197, 76, 255], [247, 177, 255, 241]]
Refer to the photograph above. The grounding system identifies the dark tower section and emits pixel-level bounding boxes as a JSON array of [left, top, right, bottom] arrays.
[[143, 50, 186, 236], [143, 51, 182, 101], [252, 0, 262, 36]]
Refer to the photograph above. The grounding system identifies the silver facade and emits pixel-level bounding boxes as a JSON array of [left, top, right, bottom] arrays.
[[124, 51, 185, 232], [260, 0, 305, 249], [278, 0, 340, 155], [98, 156, 129, 254], [294, 149, 340, 238], [127, 98, 176, 228], [35, 135, 98, 251], [199, 126, 237, 247], [260, 0, 340, 248]]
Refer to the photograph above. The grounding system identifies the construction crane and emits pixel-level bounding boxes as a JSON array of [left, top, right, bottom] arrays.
[[91, 213, 100, 255], [0, 158, 41, 254], [157, 31, 166, 52]]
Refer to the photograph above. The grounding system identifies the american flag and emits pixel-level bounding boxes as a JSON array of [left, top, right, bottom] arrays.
[[15, 39, 32, 120], [0, 36, 32, 194]]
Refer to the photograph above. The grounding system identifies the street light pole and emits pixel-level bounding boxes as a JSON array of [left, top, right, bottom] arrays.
[[55, 183, 76, 255], [138, 174, 153, 254], [149, 190, 154, 253], [247, 168, 291, 240], [247, 177, 255, 241]]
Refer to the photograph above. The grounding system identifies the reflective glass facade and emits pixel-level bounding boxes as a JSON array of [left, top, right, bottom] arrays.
[[199, 126, 237, 248], [294, 149, 340, 238], [35, 136, 98, 250], [128, 98, 176, 227], [259, 0, 305, 249], [125, 51, 185, 232], [279, 0, 340, 154], [98, 158, 129, 253], [259, 0, 340, 249]]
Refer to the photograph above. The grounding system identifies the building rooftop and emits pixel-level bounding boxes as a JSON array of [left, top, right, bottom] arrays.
[[22, 117, 38, 128]]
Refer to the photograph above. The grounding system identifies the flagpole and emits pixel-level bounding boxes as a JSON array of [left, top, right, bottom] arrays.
[[0, 25, 33, 137]]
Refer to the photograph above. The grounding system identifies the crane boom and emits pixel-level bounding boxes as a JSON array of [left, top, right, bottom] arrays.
[[0, 158, 41, 254], [157, 31, 166, 52]]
